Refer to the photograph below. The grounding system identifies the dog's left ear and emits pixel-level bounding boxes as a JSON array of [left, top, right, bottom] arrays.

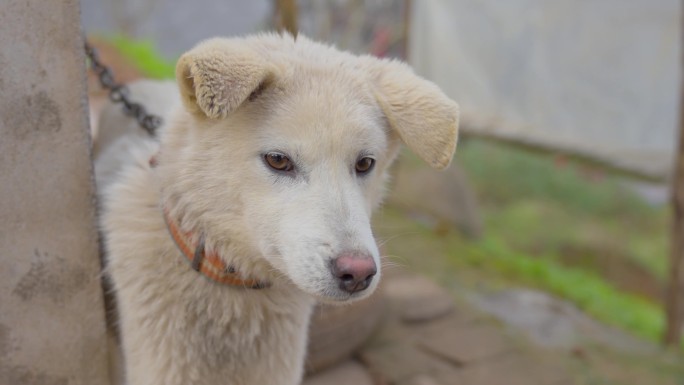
[[367, 59, 459, 169], [176, 38, 276, 119]]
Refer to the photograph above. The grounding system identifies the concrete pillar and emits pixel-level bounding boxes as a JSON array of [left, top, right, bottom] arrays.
[[0, 1, 110, 384]]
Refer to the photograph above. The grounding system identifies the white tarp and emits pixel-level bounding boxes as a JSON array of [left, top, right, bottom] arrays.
[[410, 1, 681, 178]]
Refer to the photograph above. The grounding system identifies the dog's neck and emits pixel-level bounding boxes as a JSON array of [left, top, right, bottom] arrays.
[[151, 152, 271, 289], [162, 206, 270, 289]]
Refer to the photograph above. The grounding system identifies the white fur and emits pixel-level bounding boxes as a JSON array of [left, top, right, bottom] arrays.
[[98, 33, 458, 385]]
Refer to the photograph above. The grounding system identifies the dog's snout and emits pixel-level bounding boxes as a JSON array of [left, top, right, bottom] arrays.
[[331, 253, 377, 294]]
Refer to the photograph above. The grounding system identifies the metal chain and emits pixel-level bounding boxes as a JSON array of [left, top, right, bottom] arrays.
[[84, 39, 162, 136]]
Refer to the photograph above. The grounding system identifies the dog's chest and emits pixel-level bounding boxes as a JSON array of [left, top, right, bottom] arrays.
[[181, 288, 315, 383], [106, 194, 315, 384], [117, 263, 315, 384]]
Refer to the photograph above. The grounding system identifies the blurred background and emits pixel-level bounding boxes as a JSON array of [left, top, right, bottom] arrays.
[[81, 0, 684, 384]]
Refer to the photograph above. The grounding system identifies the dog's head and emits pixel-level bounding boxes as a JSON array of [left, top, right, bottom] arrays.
[[159, 34, 458, 303]]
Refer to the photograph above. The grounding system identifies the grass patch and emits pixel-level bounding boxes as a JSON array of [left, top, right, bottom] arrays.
[[377, 207, 664, 342], [463, 237, 664, 341], [457, 139, 670, 287], [454, 139, 669, 340], [457, 139, 655, 218], [106, 35, 176, 79], [381, 139, 671, 342]]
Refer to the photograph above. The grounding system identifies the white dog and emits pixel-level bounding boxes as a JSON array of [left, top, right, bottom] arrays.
[[98, 33, 458, 385]]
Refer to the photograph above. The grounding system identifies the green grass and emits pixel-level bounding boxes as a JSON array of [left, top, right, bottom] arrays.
[[380, 139, 671, 343], [455, 139, 669, 341], [457, 139, 670, 285], [106, 35, 176, 79], [456, 139, 655, 218], [463, 237, 664, 341], [377, 207, 664, 342]]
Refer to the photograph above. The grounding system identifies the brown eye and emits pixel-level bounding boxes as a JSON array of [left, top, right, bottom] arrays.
[[264, 152, 294, 172], [355, 156, 375, 175]]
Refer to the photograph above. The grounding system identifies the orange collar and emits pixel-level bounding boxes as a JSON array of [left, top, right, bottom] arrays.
[[162, 208, 268, 289]]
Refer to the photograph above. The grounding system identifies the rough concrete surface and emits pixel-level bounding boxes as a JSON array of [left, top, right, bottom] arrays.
[[0, 1, 110, 384]]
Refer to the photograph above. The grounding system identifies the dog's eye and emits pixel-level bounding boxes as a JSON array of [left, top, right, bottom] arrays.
[[355, 157, 375, 175], [264, 152, 294, 172]]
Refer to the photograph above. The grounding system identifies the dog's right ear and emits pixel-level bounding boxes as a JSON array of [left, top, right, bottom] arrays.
[[176, 38, 275, 119], [365, 59, 459, 170]]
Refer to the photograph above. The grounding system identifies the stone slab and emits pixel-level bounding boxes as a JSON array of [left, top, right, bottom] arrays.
[[397, 374, 448, 385], [416, 323, 514, 365], [388, 153, 482, 237], [384, 274, 455, 323], [455, 354, 574, 385], [360, 342, 457, 384]]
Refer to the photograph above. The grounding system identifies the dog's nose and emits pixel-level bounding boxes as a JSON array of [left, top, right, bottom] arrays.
[[331, 253, 377, 294]]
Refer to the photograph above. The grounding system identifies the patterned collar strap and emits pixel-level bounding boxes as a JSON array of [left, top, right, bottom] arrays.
[[162, 207, 269, 289]]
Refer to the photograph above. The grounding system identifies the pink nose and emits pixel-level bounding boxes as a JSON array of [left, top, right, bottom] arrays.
[[331, 253, 377, 294]]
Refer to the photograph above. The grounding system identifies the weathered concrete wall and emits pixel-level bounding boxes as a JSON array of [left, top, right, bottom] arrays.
[[0, 1, 110, 384]]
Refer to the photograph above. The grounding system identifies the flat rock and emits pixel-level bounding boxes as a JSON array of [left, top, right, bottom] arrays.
[[360, 341, 456, 384], [398, 374, 446, 385], [470, 288, 656, 353], [417, 323, 513, 364], [384, 274, 455, 323], [388, 153, 482, 238], [455, 353, 573, 385], [303, 360, 374, 385]]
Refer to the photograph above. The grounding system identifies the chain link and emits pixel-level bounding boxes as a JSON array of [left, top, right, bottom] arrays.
[[84, 39, 162, 136]]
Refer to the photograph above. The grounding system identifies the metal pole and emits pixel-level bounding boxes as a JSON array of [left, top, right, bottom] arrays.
[[663, 0, 684, 347], [274, 0, 298, 37]]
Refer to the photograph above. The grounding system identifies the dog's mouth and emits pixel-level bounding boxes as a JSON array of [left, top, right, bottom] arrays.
[[266, 242, 381, 303], [284, 263, 381, 304], [315, 284, 379, 304]]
